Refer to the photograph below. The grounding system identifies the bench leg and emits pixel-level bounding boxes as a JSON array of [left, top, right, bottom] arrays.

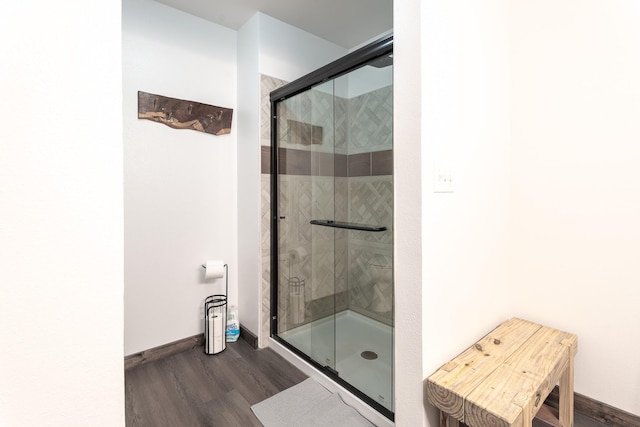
[[559, 356, 575, 427], [439, 411, 460, 427], [523, 400, 534, 427]]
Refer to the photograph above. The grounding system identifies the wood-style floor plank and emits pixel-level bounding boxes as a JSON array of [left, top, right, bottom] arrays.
[[125, 339, 306, 426], [201, 389, 264, 427], [127, 339, 610, 427], [533, 410, 614, 427]]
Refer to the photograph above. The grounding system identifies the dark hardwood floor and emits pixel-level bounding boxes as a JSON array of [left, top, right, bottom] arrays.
[[125, 339, 307, 427], [126, 339, 612, 427], [532, 410, 610, 427]]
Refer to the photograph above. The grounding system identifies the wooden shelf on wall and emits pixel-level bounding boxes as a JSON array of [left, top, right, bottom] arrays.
[[138, 91, 233, 136]]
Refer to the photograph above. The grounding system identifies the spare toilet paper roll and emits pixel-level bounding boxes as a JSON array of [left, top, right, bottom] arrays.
[[204, 260, 225, 280], [212, 315, 225, 354], [289, 291, 305, 325], [288, 246, 308, 264], [206, 313, 225, 354], [207, 314, 215, 354]]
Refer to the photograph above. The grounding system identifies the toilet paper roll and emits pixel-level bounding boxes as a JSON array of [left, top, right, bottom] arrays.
[[289, 246, 308, 264], [204, 260, 225, 280], [206, 313, 226, 354], [212, 315, 225, 353], [289, 288, 305, 325], [207, 315, 215, 354]]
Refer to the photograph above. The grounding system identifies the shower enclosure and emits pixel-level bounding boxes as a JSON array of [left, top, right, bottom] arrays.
[[270, 36, 394, 419]]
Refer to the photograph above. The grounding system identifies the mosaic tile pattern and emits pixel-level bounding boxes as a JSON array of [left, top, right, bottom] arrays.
[[261, 253, 271, 339], [347, 176, 394, 245], [346, 176, 394, 326], [348, 86, 393, 154], [261, 75, 288, 146], [334, 178, 348, 296], [260, 75, 288, 345], [261, 176, 272, 344], [272, 83, 392, 155], [334, 96, 348, 155], [348, 247, 394, 326], [261, 175, 271, 257], [277, 89, 336, 154], [260, 74, 395, 343], [273, 174, 393, 330], [310, 176, 335, 300]]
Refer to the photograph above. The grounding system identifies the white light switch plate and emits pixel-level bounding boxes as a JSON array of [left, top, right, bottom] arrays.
[[434, 166, 454, 193]]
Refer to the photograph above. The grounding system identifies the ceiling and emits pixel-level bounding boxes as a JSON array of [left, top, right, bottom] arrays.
[[153, 0, 393, 49]]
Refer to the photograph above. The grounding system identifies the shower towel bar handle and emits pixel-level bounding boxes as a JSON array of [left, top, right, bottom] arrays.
[[310, 219, 387, 232]]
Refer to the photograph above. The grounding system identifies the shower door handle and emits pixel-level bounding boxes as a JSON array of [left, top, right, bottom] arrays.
[[310, 219, 386, 232]]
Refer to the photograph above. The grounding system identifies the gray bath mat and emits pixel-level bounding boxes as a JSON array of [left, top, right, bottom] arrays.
[[251, 378, 375, 427]]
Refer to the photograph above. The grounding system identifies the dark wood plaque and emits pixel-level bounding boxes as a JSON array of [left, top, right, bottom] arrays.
[[138, 91, 233, 136]]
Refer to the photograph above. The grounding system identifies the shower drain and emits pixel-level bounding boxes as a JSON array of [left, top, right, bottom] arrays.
[[361, 351, 378, 360]]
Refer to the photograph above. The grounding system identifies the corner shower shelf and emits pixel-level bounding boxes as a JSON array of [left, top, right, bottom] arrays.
[[310, 219, 387, 232]]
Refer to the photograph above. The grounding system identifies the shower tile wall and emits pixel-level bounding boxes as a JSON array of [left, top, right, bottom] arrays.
[[348, 86, 393, 155], [261, 75, 288, 346], [345, 85, 393, 326], [346, 176, 393, 326], [274, 86, 349, 334], [260, 74, 393, 345]]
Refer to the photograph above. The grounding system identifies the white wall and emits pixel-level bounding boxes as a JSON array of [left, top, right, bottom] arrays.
[[257, 13, 347, 82], [420, 0, 513, 371], [123, 0, 237, 355], [415, 1, 513, 425], [409, 0, 640, 423], [237, 13, 262, 340], [393, 0, 425, 425], [510, 0, 640, 415], [0, 1, 124, 426], [236, 12, 346, 342]]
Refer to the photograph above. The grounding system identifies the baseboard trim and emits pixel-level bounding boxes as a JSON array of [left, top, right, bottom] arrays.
[[545, 386, 640, 427], [240, 324, 258, 349], [125, 334, 204, 370], [126, 341, 640, 425], [125, 324, 260, 370]]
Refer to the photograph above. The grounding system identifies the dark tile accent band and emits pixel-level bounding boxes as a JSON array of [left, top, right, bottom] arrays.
[[278, 147, 311, 175], [334, 153, 348, 177], [311, 152, 340, 177], [348, 152, 371, 177], [372, 150, 393, 176], [261, 147, 392, 177]]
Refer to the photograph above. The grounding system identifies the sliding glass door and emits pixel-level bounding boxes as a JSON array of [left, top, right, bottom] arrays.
[[271, 36, 394, 419]]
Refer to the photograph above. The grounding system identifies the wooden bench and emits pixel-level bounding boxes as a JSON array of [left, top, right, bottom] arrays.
[[426, 318, 578, 427]]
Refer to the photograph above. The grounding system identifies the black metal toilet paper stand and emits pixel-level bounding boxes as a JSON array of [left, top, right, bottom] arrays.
[[203, 263, 228, 355]]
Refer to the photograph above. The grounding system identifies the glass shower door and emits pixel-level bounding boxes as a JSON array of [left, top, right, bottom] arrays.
[[272, 36, 394, 418], [332, 63, 394, 412], [276, 80, 336, 374], [308, 81, 337, 373]]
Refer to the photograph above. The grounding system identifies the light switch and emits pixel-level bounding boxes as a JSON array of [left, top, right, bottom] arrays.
[[434, 166, 454, 193]]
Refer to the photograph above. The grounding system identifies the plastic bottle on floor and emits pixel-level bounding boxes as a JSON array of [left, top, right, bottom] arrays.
[[226, 305, 240, 342]]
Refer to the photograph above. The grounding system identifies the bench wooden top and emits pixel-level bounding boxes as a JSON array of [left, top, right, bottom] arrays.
[[426, 318, 577, 427]]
